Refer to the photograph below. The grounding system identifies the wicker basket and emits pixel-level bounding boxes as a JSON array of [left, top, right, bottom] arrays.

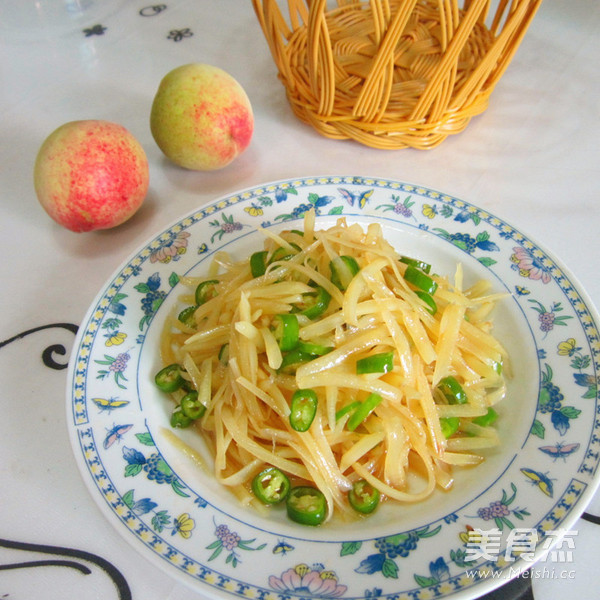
[[252, 0, 542, 149]]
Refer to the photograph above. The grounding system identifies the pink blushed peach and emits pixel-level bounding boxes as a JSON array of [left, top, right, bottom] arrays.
[[150, 63, 254, 171], [33, 120, 149, 232]]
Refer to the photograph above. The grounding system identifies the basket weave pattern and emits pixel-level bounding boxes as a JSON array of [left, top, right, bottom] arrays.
[[252, 0, 542, 149]]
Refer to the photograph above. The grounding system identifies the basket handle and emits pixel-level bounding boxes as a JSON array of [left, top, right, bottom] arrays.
[[252, 0, 310, 96], [307, 0, 337, 115], [353, 0, 419, 121], [409, 0, 489, 122]]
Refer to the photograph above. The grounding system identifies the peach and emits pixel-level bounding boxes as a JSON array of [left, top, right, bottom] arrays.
[[33, 120, 149, 232], [150, 63, 253, 171]]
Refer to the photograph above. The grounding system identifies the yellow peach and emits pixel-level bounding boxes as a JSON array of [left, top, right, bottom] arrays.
[[150, 63, 254, 171]]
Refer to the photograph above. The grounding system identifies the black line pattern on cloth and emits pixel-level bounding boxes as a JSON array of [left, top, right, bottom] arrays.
[[83, 24, 107, 36], [0, 323, 78, 370], [0, 538, 131, 599], [140, 5, 168, 17], [167, 28, 193, 41], [582, 512, 600, 525], [0, 559, 90, 574]]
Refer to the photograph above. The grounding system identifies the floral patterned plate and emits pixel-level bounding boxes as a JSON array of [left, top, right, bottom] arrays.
[[67, 176, 600, 599]]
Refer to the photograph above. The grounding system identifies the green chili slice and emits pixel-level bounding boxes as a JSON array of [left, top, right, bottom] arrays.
[[250, 251, 268, 277], [180, 378, 195, 393], [347, 393, 383, 431], [404, 265, 438, 295], [289, 388, 318, 432], [440, 417, 460, 438], [300, 286, 331, 319], [330, 255, 360, 290], [437, 376, 468, 405], [400, 256, 432, 274], [195, 279, 219, 305], [297, 341, 334, 356], [278, 349, 314, 374], [180, 391, 206, 420], [472, 407, 498, 427], [270, 244, 300, 263], [348, 479, 380, 514], [178, 305, 198, 327], [356, 351, 394, 374], [272, 314, 300, 351], [218, 343, 229, 365], [286, 486, 327, 526], [155, 363, 184, 393], [251, 467, 291, 504], [335, 401, 361, 421], [415, 290, 437, 315], [170, 407, 192, 429]]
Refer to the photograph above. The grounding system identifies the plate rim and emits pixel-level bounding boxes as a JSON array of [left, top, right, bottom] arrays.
[[66, 174, 600, 600]]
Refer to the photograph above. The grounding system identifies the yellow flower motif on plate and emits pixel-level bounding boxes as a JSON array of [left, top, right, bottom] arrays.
[[558, 338, 578, 356], [105, 332, 127, 346], [422, 204, 437, 219], [174, 513, 195, 539]]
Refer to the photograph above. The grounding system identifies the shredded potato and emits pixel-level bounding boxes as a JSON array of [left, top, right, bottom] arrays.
[[157, 214, 508, 522]]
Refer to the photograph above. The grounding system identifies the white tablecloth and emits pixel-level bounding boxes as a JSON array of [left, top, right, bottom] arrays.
[[1, 1, 599, 599]]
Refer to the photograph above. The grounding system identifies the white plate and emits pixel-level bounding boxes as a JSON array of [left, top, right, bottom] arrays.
[[67, 176, 600, 599]]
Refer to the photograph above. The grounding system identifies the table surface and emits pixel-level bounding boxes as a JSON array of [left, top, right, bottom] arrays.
[[1, 1, 599, 599]]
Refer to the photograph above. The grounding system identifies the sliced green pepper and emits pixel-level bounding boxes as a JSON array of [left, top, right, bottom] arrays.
[[437, 376, 468, 405], [251, 467, 290, 504], [170, 407, 192, 429], [270, 244, 300, 263], [400, 256, 432, 274], [195, 279, 219, 305], [155, 363, 184, 393], [335, 401, 361, 421], [414, 290, 437, 315], [299, 286, 331, 319], [440, 416, 460, 438], [297, 341, 334, 356], [330, 255, 360, 290], [348, 479, 380, 514], [289, 388, 318, 432], [272, 314, 300, 351], [278, 349, 314, 374], [347, 393, 383, 431], [356, 351, 394, 374], [404, 265, 438, 295], [180, 391, 206, 420], [178, 305, 198, 327], [218, 343, 229, 365], [250, 251, 268, 278], [472, 407, 498, 427], [286, 486, 327, 526]]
